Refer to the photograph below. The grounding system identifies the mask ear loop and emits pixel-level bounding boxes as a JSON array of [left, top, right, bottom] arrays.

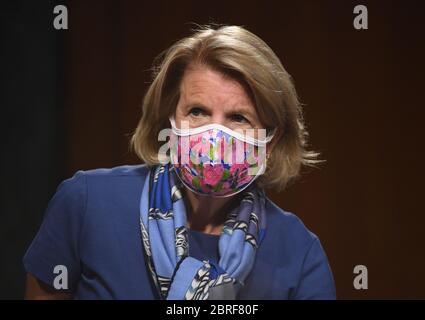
[[265, 127, 278, 168]]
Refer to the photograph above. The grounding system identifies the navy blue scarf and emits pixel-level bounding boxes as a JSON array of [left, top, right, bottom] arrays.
[[139, 164, 266, 300]]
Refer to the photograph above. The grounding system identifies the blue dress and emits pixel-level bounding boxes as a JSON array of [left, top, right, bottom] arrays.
[[23, 164, 336, 299]]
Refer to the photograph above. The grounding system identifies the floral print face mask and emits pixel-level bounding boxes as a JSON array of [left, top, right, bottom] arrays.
[[169, 117, 275, 197]]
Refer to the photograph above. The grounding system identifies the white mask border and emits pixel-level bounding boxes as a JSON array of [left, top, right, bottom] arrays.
[[169, 116, 276, 147]]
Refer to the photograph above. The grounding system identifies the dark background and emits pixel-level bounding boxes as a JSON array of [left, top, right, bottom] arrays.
[[1, 0, 424, 299]]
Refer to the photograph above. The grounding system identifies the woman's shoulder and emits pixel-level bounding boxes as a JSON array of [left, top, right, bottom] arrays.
[[259, 197, 336, 299], [264, 197, 319, 248], [23, 164, 151, 293], [59, 164, 150, 189], [76, 163, 150, 179], [51, 164, 150, 215]]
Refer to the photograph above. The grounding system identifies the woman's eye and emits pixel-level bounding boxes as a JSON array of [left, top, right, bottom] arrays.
[[189, 107, 204, 117], [230, 114, 249, 123]]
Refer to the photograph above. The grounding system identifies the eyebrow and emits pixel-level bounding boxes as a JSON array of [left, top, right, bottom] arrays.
[[185, 102, 211, 111], [185, 102, 255, 118]]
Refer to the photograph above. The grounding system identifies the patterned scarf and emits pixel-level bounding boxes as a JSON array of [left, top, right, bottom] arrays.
[[139, 164, 267, 300]]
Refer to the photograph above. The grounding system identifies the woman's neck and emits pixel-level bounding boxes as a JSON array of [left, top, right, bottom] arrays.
[[183, 188, 239, 235]]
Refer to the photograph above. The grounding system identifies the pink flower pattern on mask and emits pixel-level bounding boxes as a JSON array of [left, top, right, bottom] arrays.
[[203, 165, 223, 186], [169, 127, 266, 197]]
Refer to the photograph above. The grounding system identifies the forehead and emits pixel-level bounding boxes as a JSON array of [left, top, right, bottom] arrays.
[[179, 64, 253, 108]]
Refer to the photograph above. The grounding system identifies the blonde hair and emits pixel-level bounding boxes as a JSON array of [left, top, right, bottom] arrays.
[[130, 24, 321, 192]]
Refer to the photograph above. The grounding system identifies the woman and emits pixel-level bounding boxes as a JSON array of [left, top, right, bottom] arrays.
[[24, 25, 336, 299]]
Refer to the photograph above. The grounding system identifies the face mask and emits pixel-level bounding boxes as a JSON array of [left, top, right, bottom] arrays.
[[168, 117, 275, 197]]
